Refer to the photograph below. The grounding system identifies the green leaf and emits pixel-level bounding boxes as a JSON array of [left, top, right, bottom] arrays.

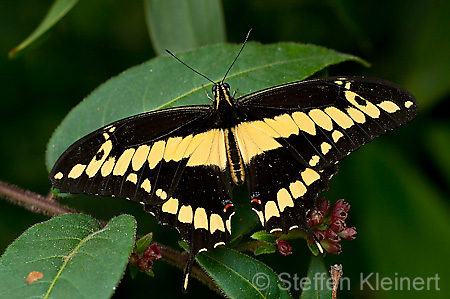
[[9, 0, 79, 58], [300, 257, 332, 299], [195, 247, 292, 299], [253, 243, 277, 256], [46, 42, 363, 171], [144, 0, 225, 55], [134, 232, 153, 253], [0, 214, 136, 299], [251, 230, 277, 243]]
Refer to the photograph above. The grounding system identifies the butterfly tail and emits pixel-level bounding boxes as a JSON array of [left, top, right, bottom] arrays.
[[182, 250, 197, 293]]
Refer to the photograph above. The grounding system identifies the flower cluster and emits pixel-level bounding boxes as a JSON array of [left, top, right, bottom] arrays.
[[129, 243, 162, 272], [307, 198, 357, 254]]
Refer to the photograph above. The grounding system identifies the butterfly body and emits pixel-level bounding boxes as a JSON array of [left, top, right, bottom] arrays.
[[49, 75, 416, 291]]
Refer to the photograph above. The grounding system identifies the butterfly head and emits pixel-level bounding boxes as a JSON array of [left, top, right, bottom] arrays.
[[212, 82, 233, 109]]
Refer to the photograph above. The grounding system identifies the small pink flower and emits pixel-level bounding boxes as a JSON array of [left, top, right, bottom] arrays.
[[306, 199, 356, 255], [129, 242, 162, 272], [307, 210, 323, 227], [339, 227, 357, 240]]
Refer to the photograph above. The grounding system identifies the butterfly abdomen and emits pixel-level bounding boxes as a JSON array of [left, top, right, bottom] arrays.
[[224, 128, 245, 185]]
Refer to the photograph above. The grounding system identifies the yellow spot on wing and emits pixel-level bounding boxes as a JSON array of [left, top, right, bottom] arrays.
[[324, 107, 354, 129], [320, 142, 332, 155], [345, 90, 380, 118], [289, 180, 306, 198], [405, 101, 414, 108], [86, 140, 113, 178], [173, 135, 193, 161], [113, 148, 135, 176], [148, 140, 165, 169], [161, 197, 178, 214], [164, 137, 183, 162], [346, 107, 366, 124], [332, 130, 344, 143], [141, 178, 151, 193], [184, 131, 208, 157], [273, 114, 299, 136], [225, 218, 232, 233], [378, 101, 400, 113], [292, 111, 316, 135], [263, 117, 292, 137], [54, 172, 63, 180], [126, 173, 138, 184], [210, 214, 226, 233], [187, 130, 215, 167], [132, 145, 150, 171], [308, 109, 333, 131], [264, 201, 280, 221], [249, 120, 280, 137], [178, 205, 193, 223], [68, 164, 86, 179], [244, 122, 281, 152], [277, 188, 294, 212], [309, 155, 320, 166], [252, 208, 265, 225], [301, 168, 320, 186], [207, 129, 227, 170], [194, 208, 208, 229], [156, 188, 167, 200], [101, 157, 116, 177]]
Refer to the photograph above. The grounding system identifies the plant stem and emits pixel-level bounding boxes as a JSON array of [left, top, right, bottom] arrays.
[[0, 180, 74, 216]]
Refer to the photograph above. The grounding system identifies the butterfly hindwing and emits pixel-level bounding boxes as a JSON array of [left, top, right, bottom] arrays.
[[245, 144, 338, 234], [145, 164, 234, 255]]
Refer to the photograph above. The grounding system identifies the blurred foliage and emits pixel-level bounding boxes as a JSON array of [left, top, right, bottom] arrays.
[[1, 0, 449, 298]]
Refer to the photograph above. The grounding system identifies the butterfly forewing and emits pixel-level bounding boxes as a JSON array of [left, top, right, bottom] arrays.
[[50, 106, 213, 204], [235, 76, 417, 170]]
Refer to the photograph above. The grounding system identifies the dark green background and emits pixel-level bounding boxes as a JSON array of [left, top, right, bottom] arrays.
[[1, 1, 449, 298]]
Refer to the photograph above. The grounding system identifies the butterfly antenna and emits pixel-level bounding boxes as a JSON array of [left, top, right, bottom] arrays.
[[221, 28, 253, 83], [165, 49, 216, 85]]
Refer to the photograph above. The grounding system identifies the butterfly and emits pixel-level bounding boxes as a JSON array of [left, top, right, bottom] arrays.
[[49, 36, 417, 292]]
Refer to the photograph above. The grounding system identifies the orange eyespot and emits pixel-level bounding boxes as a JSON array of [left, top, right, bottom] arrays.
[[251, 198, 261, 204], [223, 203, 234, 212]]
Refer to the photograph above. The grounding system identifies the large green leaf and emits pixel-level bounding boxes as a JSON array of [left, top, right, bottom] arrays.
[[9, 0, 79, 57], [195, 246, 292, 299], [0, 214, 136, 299], [45, 42, 363, 170], [144, 0, 225, 55]]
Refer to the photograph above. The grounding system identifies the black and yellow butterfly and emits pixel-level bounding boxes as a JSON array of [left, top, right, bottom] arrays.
[[49, 44, 417, 291]]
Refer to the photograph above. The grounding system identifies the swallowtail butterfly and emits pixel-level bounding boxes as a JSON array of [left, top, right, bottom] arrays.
[[49, 34, 417, 291]]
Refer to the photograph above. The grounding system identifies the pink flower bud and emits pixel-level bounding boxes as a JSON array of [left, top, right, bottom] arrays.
[[339, 227, 357, 240], [277, 239, 293, 256]]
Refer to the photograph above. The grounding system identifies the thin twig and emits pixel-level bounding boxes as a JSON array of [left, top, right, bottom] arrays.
[[0, 180, 75, 216]]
